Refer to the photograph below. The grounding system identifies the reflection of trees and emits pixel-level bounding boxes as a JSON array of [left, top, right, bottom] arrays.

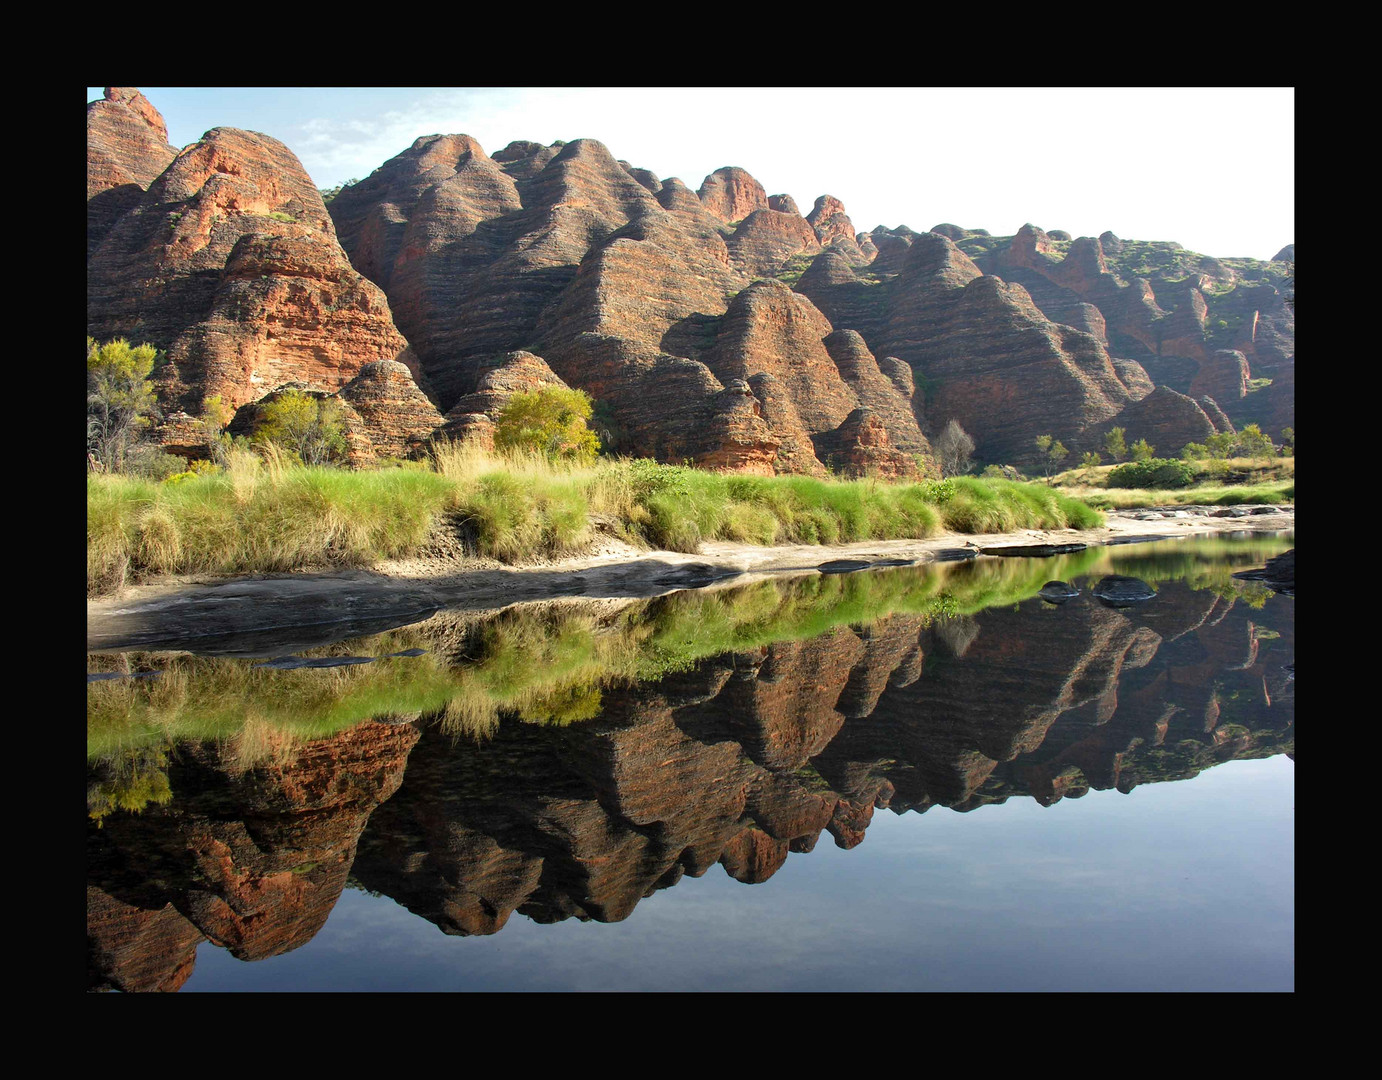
[[933, 615, 979, 657], [88, 558, 1057, 763], [87, 746, 172, 825]]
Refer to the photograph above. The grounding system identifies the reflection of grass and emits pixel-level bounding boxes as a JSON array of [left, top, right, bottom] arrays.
[[88, 557, 1088, 761], [88, 536, 1290, 763], [1088, 536, 1292, 604], [87, 745, 172, 824]]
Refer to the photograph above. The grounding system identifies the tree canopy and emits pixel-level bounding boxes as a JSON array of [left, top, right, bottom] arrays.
[[254, 389, 347, 466], [934, 419, 975, 478], [494, 386, 600, 463], [87, 337, 159, 473]]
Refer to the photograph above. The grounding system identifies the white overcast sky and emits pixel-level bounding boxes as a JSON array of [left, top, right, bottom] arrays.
[[89, 87, 1295, 261]]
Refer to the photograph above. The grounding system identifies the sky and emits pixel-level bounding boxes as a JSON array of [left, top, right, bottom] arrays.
[[89, 87, 1295, 261]]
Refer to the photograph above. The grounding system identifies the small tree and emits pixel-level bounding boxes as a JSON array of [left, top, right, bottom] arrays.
[[1204, 431, 1237, 460], [87, 337, 160, 473], [255, 389, 346, 466], [1034, 434, 1069, 484], [1236, 423, 1275, 462], [1281, 427, 1294, 456], [1130, 438, 1155, 462], [934, 419, 976, 478], [198, 394, 236, 464], [1104, 426, 1127, 462], [494, 385, 600, 463]]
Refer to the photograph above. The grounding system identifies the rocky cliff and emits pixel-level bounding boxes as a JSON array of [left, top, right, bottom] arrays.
[[87, 88, 1293, 472], [86, 98, 434, 461], [87, 87, 178, 259]]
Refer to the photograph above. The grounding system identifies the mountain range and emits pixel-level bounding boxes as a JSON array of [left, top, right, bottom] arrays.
[[87, 87, 1294, 474]]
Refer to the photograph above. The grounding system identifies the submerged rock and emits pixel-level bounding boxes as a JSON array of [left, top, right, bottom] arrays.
[[1232, 548, 1294, 596], [1091, 575, 1157, 606], [981, 543, 1088, 558], [1038, 580, 1080, 603], [818, 559, 873, 574], [252, 656, 376, 670]]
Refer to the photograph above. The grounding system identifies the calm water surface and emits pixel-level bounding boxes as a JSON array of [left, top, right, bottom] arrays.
[[88, 535, 1295, 992]]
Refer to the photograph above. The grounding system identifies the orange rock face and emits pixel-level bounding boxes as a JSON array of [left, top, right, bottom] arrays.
[[338, 360, 447, 464], [87, 89, 1291, 473], [843, 233, 1134, 464], [325, 132, 941, 475], [697, 166, 769, 223], [726, 208, 820, 277], [1089, 385, 1231, 453], [87, 87, 179, 257], [1190, 349, 1250, 403], [87, 121, 426, 444], [807, 194, 867, 263]]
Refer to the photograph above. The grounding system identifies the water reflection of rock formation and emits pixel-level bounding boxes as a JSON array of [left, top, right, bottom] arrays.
[[87, 721, 418, 992], [87, 577, 1293, 987], [349, 579, 1293, 935]]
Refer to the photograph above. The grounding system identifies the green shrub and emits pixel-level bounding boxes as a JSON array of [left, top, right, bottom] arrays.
[[1107, 458, 1197, 489], [88, 337, 161, 473], [254, 389, 347, 466], [494, 386, 600, 463]]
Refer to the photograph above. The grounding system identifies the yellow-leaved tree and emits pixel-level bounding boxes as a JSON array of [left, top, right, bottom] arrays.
[[87, 337, 160, 473], [494, 386, 600, 464], [254, 389, 347, 466]]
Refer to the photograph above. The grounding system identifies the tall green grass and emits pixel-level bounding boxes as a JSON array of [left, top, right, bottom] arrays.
[[88, 445, 1105, 594], [1079, 481, 1294, 510], [88, 451, 454, 594], [1053, 456, 1294, 510]]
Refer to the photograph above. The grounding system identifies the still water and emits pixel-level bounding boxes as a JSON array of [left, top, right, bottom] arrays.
[[87, 535, 1294, 992]]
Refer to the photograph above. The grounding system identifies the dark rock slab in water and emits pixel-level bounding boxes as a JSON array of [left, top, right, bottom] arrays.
[[1104, 534, 1173, 545], [1211, 507, 1250, 518], [1232, 548, 1294, 596], [251, 655, 377, 670], [380, 649, 427, 658], [1038, 581, 1080, 603], [1091, 575, 1158, 606], [654, 563, 739, 588], [932, 548, 979, 562], [818, 559, 873, 574], [981, 543, 1087, 558]]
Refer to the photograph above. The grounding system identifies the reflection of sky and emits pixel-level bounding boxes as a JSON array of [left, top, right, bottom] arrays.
[[183, 756, 1293, 992]]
